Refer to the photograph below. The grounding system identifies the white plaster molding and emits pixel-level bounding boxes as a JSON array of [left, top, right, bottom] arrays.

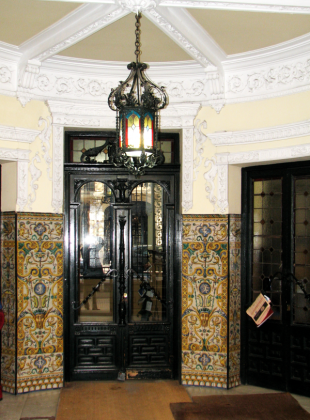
[[0, 65, 13, 84], [221, 143, 310, 165], [0, 147, 30, 211], [162, 103, 201, 212], [34, 7, 126, 62], [1, 32, 310, 106], [0, 147, 30, 161], [0, 124, 40, 144], [145, 8, 214, 69], [117, 0, 156, 13], [148, 6, 226, 70], [193, 119, 208, 181], [30, 68, 217, 105], [52, 125, 64, 213], [223, 33, 310, 71], [204, 153, 228, 213], [19, 4, 125, 65], [38, 117, 52, 181], [182, 127, 194, 212], [27, 152, 42, 211], [203, 156, 217, 211], [208, 120, 310, 146], [17, 60, 41, 106], [17, 160, 29, 212], [225, 56, 310, 103], [217, 155, 229, 214], [203, 143, 310, 213], [0, 62, 16, 96], [158, 0, 310, 14]]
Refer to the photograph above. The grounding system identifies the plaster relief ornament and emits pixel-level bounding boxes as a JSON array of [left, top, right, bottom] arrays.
[[118, 0, 156, 13]]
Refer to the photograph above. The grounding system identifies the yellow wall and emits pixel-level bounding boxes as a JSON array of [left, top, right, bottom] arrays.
[[0, 95, 53, 213], [190, 90, 310, 215], [1, 161, 17, 211], [1, 89, 310, 215]]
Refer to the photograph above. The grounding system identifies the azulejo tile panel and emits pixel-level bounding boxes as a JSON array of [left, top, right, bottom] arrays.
[[182, 214, 241, 389], [1, 212, 17, 394], [16, 213, 64, 393], [1, 212, 64, 394], [228, 215, 241, 388]]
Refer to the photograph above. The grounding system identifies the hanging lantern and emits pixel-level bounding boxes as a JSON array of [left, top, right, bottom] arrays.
[[108, 13, 168, 176]]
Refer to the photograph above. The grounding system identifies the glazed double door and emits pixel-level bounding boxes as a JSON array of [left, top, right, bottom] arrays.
[[242, 163, 310, 396], [65, 171, 179, 381]]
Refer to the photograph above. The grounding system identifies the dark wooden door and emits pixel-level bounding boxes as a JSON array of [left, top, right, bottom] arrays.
[[64, 167, 180, 381], [242, 162, 310, 397]]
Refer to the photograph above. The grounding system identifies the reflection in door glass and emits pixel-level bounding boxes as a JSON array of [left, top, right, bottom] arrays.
[[252, 178, 282, 320], [131, 183, 166, 322], [77, 182, 114, 322], [294, 177, 310, 324]]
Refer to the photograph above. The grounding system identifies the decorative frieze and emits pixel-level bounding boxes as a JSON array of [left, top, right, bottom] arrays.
[[0, 124, 40, 144], [208, 119, 310, 146], [226, 57, 310, 103]]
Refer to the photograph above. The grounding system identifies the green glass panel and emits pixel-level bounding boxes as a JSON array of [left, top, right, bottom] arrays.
[[253, 181, 262, 194]]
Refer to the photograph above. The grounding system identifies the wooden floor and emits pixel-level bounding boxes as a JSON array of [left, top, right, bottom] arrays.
[[1, 381, 310, 420]]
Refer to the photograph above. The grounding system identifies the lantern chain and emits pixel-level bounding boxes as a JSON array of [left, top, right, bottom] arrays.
[[135, 13, 142, 63]]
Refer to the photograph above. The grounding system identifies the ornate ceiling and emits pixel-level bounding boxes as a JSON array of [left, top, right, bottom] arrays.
[[0, 0, 309, 110]]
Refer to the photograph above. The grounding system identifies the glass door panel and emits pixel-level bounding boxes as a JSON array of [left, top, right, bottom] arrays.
[[77, 181, 114, 322], [293, 177, 310, 325], [130, 182, 167, 322]]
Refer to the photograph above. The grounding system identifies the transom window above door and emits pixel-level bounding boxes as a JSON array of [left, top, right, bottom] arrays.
[[65, 131, 179, 165]]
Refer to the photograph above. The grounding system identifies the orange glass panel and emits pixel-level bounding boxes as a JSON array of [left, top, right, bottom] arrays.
[[144, 113, 153, 149], [119, 118, 123, 148]]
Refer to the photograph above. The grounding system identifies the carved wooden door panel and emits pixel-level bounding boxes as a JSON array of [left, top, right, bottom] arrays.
[[242, 162, 310, 397], [64, 170, 179, 381]]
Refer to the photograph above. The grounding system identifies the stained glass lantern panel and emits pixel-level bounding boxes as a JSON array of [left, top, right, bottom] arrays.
[[144, 112, 154, 150], [126, 111, 141, 152]]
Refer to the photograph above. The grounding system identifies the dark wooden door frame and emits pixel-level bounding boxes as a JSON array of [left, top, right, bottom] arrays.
[[241, 160, 310, 395], [63, 163, 181, 382]]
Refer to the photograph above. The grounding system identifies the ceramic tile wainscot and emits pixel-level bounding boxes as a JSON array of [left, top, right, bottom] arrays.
[[181, 215, 241, 389], [1, 212, 64, 394]]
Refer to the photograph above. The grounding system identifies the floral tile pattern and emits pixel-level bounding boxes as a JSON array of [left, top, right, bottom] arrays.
[[16, 213, 64, 393], [182, 214, 241, 388], [1, 212, 17, 393], [1, 212, 64, 394], [228, 215, 241, 388]]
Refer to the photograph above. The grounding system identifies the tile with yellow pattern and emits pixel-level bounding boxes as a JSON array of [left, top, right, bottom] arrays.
[[182, 215, 229, 387], [16, 213, 64, 393], [1, 212, 17, 393], [228, 215, 241, 388]]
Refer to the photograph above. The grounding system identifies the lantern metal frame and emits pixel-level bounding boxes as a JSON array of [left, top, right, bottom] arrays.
[[108, 13, 168, 176]]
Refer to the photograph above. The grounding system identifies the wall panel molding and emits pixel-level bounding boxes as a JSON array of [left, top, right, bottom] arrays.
[[208, 119, 310, 146], [0, 147, 30, 211], [0, 124, 40, 143]]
